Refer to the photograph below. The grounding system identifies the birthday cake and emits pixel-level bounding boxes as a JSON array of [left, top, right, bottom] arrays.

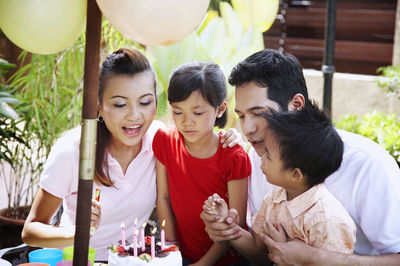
[[108, 235, 182, 265]]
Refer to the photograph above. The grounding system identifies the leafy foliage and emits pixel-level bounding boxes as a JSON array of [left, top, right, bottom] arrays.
[[377, 65, 400, 99], [0, 58, 23, 166], [335, 111, 400, 163]]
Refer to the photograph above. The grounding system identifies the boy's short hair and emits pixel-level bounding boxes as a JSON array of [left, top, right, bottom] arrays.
[[262, 101, 343, 187]]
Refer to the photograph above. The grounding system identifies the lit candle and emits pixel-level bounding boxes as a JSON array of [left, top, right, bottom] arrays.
[[140, 222, 146, 252], [151, 227, 157, 258], [161, 219, 165, 250], [120, 223, 126, 247], [133, 229, 138, 257]]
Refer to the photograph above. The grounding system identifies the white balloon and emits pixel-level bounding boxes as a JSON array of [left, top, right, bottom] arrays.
[[0, 0, 86, 54], [97, 0, 210, 46]]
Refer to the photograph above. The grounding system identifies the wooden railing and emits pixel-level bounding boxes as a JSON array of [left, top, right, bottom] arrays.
[[263, 0, 396, 75]]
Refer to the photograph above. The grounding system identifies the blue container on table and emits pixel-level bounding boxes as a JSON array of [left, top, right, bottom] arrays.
[[29, 249, 63, 266]]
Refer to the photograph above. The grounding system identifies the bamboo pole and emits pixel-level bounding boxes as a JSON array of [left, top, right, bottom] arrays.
[[73, 0, 102, 265]]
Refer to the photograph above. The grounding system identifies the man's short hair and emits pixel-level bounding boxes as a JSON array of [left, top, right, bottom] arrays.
[[229, 49, 309, 111]]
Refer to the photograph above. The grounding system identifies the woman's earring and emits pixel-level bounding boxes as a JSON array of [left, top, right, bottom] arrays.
[[97, 115, 104, 122]]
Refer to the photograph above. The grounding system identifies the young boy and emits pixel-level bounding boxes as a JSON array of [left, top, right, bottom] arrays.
[[204, 102, 356, 261]]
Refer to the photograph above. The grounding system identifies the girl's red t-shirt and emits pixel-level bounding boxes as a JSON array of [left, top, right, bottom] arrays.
[[153, 127, 251, 265]]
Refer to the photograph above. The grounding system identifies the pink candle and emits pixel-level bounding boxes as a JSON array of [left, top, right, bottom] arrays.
[[161, 219, 165, 250], [140, 222, 146, 251], [133, 229, 138, 257], [120, 223, 126, 247], [133, 218, 138, 256], [151, 227, 157, 258], [151, 235, 155, 258]]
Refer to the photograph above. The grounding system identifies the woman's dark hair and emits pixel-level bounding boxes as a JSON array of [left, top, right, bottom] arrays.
[[229, 49, 308, 111], [167, 62, 227, 128], [262, 101, 343, 187], [95, 48, 155, 186]]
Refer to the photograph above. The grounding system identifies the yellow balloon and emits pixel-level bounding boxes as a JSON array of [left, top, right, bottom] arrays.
[[232, 0, 279, 32], [0, 0, 86, 54], [96, 0, 210, 46]]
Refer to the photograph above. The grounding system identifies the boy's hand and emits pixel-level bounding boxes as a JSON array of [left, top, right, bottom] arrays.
[[220, 128, 246, 149], [263, 220, 287, 243], [203, 194, 229, 222]]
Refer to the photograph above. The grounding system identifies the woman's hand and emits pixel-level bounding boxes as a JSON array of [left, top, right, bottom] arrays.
[[90, 199, 102, 235], [220, 128, 246, 149]]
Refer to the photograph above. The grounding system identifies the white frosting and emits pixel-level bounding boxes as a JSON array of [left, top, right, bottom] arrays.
[[108, 250, 182, 266]]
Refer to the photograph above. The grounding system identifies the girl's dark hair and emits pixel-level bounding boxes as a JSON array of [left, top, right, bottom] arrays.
[[262, 101, 343, 187], [95, 48, 155, 186], [167, 62, 227, 128], [229, 49, 308, 111]]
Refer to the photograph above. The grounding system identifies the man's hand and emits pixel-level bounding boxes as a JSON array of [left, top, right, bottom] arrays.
[[260, 233, 314, 265], [220, 128, 246, 148], [263, 220, 287, 243], [201, 208, 241, 242]]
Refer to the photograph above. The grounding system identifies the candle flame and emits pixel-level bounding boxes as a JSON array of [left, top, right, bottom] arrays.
[[121, 222, 125, 229], [134, 218, 137, 225], [162, 219, 165, 227], [151, 227, 157, 235], [142, 222, 147, 228]]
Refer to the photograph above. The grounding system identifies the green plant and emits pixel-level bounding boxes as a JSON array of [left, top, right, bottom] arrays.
[[0, 59, 24, 166], [335, 111, 400, 163], [377, 65, 400, 99]]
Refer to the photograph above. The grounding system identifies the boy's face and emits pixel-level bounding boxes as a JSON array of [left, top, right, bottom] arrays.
[[235, 81, 280, 156], [260, 129, 292, 187]]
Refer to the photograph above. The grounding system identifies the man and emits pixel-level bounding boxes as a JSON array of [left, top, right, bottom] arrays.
[[201, 49, 400, 265]]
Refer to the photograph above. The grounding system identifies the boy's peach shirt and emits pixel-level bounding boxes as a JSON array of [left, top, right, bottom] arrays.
[[251, 183, 356, 254]]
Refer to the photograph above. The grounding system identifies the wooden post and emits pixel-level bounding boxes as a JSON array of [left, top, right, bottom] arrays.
[[73, 0, 102, 265], [393, 0, 400, 65]]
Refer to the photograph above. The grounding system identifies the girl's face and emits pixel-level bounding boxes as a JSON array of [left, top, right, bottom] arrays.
[[98, 71, 156, 150], [171, 90, 226, 144], [260, 129, 292, 188]]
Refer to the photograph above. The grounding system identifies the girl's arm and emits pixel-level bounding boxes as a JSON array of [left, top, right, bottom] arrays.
[[21, 188, 75, 247], [194, 178, 249, 265], [155, 159, 176, 241]]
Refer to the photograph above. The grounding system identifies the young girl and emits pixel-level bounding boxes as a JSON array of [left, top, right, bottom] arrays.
[[152, 62, 251, 265]]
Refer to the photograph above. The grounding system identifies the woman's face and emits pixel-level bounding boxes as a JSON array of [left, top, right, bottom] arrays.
[[98, 71, 156, 150]]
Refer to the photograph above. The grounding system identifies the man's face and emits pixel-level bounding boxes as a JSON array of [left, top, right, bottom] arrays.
[[235, 81, 280, 156]]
